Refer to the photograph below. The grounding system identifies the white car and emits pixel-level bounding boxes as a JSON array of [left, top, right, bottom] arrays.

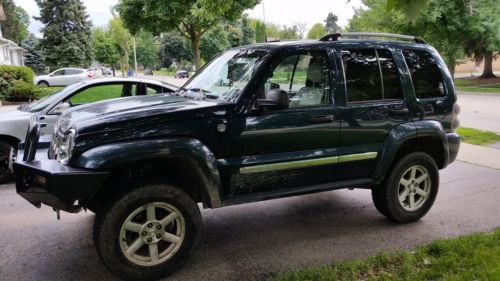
[[34, 68, 94, 87], [0, 77, 178, 183]]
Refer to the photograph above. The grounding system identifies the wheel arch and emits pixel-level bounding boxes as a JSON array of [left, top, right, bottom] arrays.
[[373, 121, 448, 182], [0, 134, 21, 146], [74, 137, 223, 209]]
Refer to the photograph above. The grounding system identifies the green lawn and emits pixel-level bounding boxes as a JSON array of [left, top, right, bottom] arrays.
[[454, 78, 500, 93], [456, 86, 500, 94], [273, 228, 500, 281], [69, 84, 125, 104], [456, 127, 500, 146]]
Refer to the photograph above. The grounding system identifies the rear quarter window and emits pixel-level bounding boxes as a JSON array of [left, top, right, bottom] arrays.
[[403, 49, 446, 99]]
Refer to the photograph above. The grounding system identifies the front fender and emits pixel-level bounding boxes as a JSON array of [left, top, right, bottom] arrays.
[[72, 137, 223, 208]]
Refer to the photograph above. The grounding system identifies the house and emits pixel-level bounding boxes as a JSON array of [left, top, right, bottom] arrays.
[[0, 4, 26, 66]]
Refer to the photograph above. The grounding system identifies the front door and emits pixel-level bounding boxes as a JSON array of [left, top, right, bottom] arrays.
[[335, 48, 412, 181], [224, 48, 341, 195]]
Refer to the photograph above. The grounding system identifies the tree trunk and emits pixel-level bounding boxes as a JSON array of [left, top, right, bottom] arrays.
[[448, 64, 455, 80], [480, 51, 495, 78], [191, 35, 202, 71]]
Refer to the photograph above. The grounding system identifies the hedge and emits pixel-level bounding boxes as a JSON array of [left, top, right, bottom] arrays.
[[0, 65, 36, 102]]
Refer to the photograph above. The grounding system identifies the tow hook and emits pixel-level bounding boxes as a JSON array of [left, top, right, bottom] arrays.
[[53, 208, 60, 220]]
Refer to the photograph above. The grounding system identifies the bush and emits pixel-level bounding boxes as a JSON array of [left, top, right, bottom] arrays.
[[0, 65, 35, 101], [5, 80, 40, 102]]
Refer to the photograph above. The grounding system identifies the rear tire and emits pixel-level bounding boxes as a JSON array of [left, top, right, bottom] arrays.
[[37, 81, 49, 87], [0, 141, 13, 184], [93, 183, 202, 281], [372, 152, 439, 223]]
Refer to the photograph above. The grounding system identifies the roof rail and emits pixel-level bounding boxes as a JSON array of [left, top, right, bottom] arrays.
[[319, 32, 426, 44]]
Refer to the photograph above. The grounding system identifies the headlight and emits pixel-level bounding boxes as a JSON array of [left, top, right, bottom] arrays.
[[57, 129, 75, 165]]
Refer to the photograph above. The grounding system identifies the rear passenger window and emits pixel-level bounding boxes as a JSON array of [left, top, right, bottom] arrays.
[[403, 49, 445, 99], [342, 49, 402, 102]]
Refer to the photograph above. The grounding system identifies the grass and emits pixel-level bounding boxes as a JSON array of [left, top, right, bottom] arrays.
[[456, 127, 500, 146], [69, 85, 125, 104], [456, 86, 500, 94], [272, 228, 500, 281], [454, 78, 500, 93]]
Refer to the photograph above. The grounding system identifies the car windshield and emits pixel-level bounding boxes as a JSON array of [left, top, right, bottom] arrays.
[[22, 82, 85, 112], [180, 49, 268, 102]]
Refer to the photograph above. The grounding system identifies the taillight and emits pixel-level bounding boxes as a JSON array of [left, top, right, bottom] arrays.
[[453, 103, 461, 115], [87, 73, 93, 78]]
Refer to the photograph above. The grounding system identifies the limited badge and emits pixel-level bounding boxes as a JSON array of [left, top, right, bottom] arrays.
[[217, 123, 226, 133]]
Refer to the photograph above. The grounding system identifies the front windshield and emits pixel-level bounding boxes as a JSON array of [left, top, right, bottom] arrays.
[[23, 82, 84, 112], [181, 49, 268, 102]]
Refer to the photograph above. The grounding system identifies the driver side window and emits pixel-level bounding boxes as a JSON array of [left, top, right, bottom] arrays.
[[267, 51, 331, 108]]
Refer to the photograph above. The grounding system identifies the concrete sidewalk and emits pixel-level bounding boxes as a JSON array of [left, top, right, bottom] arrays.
[[457, 142, 500, 170]]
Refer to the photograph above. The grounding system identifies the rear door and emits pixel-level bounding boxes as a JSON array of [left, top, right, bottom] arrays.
[[49, 69, 66, 86], [64, 69, 84, 85], [334, 47, 411, 181]]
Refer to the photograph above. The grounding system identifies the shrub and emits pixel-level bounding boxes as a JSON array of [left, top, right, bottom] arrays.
[[0, 65, 35, 101], [5, 80, 39, 102]]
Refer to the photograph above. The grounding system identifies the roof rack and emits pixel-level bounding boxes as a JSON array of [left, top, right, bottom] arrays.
[[319, 32, 426, 44]]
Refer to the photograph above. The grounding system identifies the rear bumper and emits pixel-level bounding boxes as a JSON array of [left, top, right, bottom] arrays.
[[446, 132, 460, 164], [14, 148, 109, 212]]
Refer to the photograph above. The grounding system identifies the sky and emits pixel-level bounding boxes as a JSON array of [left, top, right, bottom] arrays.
[[14, 0, 364, 37]]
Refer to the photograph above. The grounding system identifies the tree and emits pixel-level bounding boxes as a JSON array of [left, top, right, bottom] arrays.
[[280, 25, 300, 40], [157, 32, 192, 68], [117, 0, 260, 70], [108, 17, 131, 76], [20, 34, 46, 74], [0, 1, 29, 44], [254, 21, 267, 43], [324, 12, 340, 34], [307, 23, 326, 39], [294, 22, 307, 39], [227, 26, 242, 47], [92, 27, 120, 73], [241, 16, 254, 45], [133, 31, 159, 69], [35, 0, 93, 68], [200, 25, 228, 62]]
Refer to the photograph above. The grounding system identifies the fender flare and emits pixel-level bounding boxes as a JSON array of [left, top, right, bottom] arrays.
[[373, 120, 448, 182], [73, 137, 223, 208]]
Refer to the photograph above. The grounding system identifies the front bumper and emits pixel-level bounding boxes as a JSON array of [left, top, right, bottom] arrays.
[[446, 132, 460, 164], [14, 148, 109, 212]]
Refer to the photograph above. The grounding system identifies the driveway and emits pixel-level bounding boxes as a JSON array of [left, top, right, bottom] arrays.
[[1, 161, 499, 281]]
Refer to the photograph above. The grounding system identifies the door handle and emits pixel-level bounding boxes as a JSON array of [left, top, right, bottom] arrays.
[[310, 115, 335, 123]]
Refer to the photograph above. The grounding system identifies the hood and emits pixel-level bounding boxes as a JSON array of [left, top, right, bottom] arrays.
[[59, 94, 233, 134], [0, 105, 32, 119]]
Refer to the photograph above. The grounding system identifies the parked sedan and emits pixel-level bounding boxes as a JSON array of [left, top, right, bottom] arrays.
[[0, 77, 177, 183], [174, 70, 189, 79], [34, 68, 94, 87]]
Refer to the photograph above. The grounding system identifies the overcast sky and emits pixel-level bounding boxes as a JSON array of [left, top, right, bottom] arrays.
[[14, 0, 364, 37]]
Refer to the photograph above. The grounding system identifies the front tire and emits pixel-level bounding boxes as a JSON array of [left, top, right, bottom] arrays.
[[372, 152, 439, 223], [37, 81, 49, 87], [0, 141, 14, 184], [93, 183, 202, 281]]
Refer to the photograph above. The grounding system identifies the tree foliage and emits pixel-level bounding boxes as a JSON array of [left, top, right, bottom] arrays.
[[307, 23, 326, 39], [241, 16, 254, 45], [157, 32, 192, 68], [200, 25, 228, 62], [35, 0, 93, 68], [324, 12, 340, 34], [253, 21, 267, 43], [108, 16, 131, 75], [133, 31, 159, 69], [92, 27, 120, 68], [20, 34, 46, 74], [0, 1, 29, 44], [117, 0, 260, 70]]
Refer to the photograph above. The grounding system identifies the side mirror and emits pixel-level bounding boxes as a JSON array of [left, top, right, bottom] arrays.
[[48, 102, 71, 115], [256, 89, 289, 110]]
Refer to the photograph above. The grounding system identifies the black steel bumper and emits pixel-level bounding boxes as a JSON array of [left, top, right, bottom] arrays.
[[446, 132, 460, 164], [14, 148, 109, 212]]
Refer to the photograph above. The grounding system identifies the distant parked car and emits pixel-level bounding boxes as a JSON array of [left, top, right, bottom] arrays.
[[0, 77, 178, 183], [34, 68, 94, 87], [174, 70, 189, 78], [144, 68, 154, 75], [102, 68, 113, 76]]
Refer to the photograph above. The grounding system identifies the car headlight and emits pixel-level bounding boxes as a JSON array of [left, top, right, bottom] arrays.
[[57, 129, 75, 165]]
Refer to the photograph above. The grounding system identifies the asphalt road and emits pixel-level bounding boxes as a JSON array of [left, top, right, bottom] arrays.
[[1, 161, 499, 281], [458, 92, 500, 133]]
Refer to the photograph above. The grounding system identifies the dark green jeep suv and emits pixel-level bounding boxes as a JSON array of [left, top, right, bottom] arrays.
[[15, 33, 460, 280]]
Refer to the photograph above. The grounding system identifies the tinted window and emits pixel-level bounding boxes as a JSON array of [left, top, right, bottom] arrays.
[[342, 49, 382, 102], [268, 51, 331, 108], [378, 49, 402, 99], [403, 49, 445, 99], [342, 49, 402, 102], [53, 69, 65, 76]]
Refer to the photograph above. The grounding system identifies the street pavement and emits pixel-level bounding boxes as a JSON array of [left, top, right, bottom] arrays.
[[1, 160, 499, 281], [458, 92, 500, 133]]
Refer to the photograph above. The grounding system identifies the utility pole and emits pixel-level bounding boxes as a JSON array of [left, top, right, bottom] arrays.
[[133, 37, 138, 76], [262, 2, 267, 42]]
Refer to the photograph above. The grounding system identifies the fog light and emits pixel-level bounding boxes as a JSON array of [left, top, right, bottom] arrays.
[[35, 175, 46, 185]]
